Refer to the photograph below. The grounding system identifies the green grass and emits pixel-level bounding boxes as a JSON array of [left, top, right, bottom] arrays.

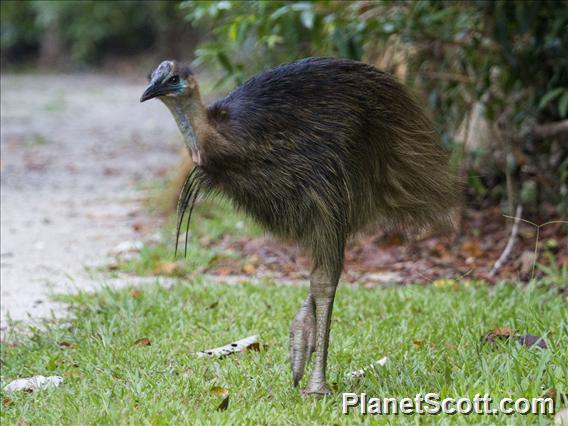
[[115, 197, 261, 277], [1, 280, 566, 424]]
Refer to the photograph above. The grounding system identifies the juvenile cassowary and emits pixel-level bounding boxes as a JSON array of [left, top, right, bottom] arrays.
[[140, 57, 457, 395]]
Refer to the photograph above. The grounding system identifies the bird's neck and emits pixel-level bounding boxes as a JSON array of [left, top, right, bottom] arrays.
[[162, 95, 209, 155]]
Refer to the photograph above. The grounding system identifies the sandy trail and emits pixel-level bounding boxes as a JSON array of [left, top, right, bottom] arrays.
[[1, 73, 180, 327]]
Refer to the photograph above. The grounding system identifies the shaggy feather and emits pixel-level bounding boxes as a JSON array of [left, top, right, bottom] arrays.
[[154, 57, 458, 273]]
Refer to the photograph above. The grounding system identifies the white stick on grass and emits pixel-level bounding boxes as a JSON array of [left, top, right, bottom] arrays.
[[195, 335, 258, 357], [4, 375, 63, 392], [348, 356, 388, 378]]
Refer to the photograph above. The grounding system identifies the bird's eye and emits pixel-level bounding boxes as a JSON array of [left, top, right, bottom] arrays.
[[168, 76, 180, 84]]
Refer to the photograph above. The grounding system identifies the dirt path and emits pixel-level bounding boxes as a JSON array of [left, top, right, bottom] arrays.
[[1, 73, 180, 327]]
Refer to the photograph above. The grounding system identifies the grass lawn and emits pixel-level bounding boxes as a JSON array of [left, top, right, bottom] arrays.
[[1, 278, 566, 424], [2, 194, 566, 424]]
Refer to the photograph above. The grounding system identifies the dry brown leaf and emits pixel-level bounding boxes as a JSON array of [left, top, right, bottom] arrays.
[[245, 342, 260, 352], [482, 327, 517, 343], [413, 340, 435, 349], [210, 386, 229, 398], [242, 263, 256, 274], [2, 398, 12, 406], [134, 338, 151, 346], [59, 341, 73, 349], [462, 240, 483, 257], [130, 289, 142, 299], [154, 261, 181, 276]]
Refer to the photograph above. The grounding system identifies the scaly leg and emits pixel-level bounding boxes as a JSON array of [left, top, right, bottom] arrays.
[[289, 295, 316, 386], [303, 266, 340, 395]]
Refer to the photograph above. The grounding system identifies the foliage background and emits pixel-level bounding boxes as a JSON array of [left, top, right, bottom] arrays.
[[1, 0, 567, 217]]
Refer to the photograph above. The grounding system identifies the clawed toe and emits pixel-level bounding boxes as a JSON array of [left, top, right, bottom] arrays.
[[289, 296, 316, 386]]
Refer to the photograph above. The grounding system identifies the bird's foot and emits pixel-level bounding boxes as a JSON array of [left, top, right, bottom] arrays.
[[289, 296, 316, 387], [301, 381, 331, 396]]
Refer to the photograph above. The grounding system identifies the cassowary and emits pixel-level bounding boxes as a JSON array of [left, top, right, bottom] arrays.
[[140, 57, 457, 395]]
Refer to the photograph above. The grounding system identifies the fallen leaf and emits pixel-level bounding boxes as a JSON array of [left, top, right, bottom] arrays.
[[2, 398, 12, 406], [59, 341, 73, 349], [517, 334, 548, 349], [413, 340, 435, 349], [154, 261, 181, 276], [242, 263, 256, 274], [482, 327, 517, 343], [217, 395, 229, 411], [245, 342, 260, 352], [210, 386, 229, 398], [134, 338, 151, 346], [482, 329, 548, 349], [130, 289, 142, 299], [462, 240, 483, 257]]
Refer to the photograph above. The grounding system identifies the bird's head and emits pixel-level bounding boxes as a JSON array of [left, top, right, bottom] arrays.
[[140, 60, 196, 103]]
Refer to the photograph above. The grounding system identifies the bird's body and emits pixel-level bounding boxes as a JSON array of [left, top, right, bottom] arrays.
[[141, 57, 457, 395], [205, 58, 455, 270]]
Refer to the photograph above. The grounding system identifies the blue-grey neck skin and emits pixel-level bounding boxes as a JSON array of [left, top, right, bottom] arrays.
[[162, 98, 199, 152], [163, 99, 197, 151]]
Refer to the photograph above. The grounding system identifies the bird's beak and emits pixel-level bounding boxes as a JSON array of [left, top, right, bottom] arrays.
[[140, 82, 160, 103]]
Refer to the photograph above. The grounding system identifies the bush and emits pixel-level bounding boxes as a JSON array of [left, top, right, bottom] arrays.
[[183, 0, 568, 215]]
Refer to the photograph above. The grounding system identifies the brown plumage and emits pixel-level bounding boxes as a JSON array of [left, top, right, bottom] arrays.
[[141, 57, 458, 395]]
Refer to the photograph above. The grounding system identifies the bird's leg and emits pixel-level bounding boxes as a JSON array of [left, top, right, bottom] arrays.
[[303, 266, 339, 396], [289, 294, 316, 386]]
